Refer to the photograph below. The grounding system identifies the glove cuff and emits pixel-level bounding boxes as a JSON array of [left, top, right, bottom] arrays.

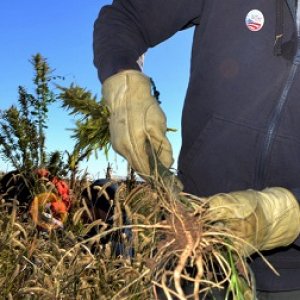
[[259, 187, 300, 251]]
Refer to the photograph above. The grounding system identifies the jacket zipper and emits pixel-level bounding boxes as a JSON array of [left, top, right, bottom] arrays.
[[255, 7, 300, 189]]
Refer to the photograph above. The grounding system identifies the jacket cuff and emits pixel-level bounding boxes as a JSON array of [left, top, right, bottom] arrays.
[[95, 55, 141, 83]]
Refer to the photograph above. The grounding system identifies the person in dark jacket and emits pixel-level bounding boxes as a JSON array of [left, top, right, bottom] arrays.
[[93, 1, 300, 299]]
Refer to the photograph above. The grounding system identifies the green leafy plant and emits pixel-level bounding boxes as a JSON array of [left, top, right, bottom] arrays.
[[58, 84, 111, 159], [0, 53, 61, 173]]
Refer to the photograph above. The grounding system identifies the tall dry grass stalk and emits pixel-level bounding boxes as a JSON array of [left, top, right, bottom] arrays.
[[0, 176, 273, 299]]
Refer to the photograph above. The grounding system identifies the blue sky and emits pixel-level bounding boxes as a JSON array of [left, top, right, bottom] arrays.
[[0, 0, 193, 179]]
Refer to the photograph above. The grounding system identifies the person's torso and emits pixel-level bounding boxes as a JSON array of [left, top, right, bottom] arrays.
[[178, 1, 300, 291], [179, 0, 300, 197]]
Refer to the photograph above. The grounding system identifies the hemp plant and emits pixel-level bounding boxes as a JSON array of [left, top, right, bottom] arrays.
[[0, 53, 61, 173], [58, 84, 111, 159]]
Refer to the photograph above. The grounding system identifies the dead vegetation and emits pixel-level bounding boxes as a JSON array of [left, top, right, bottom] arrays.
[[0, 176, 259, 300]]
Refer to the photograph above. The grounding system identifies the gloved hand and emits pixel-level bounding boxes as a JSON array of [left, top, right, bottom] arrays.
[[102, 70, 173, 176], [206, 187, 300, 256]]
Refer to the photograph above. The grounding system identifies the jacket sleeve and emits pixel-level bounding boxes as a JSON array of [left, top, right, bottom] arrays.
[[93, 0, 204, 82]]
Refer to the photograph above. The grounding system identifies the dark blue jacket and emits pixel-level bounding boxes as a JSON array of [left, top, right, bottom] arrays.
[[93, 0, 300, 291]]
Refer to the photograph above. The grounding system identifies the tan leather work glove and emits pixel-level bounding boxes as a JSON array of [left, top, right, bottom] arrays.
[[102, 70, 173, 176], [207, 187, 300, 256]]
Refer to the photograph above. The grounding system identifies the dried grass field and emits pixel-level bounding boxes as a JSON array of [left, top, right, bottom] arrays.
[[0, 173, 257, 300]]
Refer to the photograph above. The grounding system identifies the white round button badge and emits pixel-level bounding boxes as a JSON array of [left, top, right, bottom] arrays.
[[245, 9, 265, 32]]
